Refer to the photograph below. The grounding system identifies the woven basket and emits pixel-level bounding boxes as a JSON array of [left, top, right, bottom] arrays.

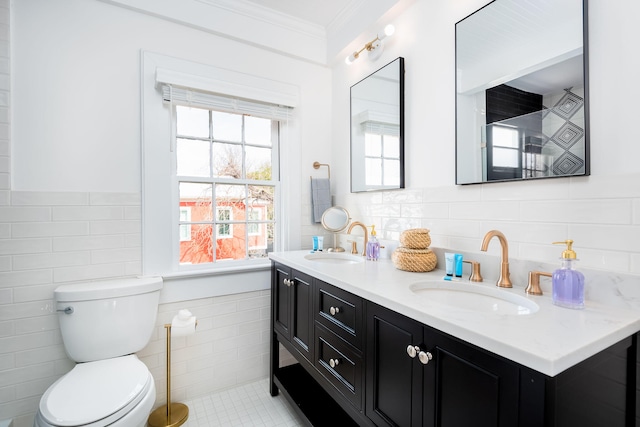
[[399, 228, 431, 249], [392, 247, 437, 272]]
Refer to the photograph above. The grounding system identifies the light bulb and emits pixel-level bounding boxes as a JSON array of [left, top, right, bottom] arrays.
[[384, 24, 395, 37]]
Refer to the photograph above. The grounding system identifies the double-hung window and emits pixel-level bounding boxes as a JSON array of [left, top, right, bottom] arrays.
[[141, 52, 298, 290], [174, 105, 278, 265]]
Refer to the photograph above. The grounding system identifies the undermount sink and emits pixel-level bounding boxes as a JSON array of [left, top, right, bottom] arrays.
[[304, 252, 365, 264], [409, 281, 539, 315]]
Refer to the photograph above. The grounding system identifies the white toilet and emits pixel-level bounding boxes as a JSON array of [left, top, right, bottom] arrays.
[[35, 277, 163, 427]]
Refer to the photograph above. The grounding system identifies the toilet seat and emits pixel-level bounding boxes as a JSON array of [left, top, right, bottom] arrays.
[[38, 355, 152, 427]]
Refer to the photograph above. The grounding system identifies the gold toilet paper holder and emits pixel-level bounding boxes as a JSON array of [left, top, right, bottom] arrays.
[[148, 321, 196, 427]]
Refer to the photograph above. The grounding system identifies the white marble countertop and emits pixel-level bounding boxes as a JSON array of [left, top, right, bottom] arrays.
[[269, 250, 640, 377]]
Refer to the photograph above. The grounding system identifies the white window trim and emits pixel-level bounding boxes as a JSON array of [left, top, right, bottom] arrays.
[[141, 51, 300, 303]]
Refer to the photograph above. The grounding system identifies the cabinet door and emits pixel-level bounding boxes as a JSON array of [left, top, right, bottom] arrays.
[[273, 263, 291, 339], [422, 327, 519, 427], [366, 303, 424, 427], [291, 269, 313, 360]]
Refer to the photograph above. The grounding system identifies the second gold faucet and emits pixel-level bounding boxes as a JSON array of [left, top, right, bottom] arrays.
[[480, 230, 512, 288], [347, 221, 369, 256]]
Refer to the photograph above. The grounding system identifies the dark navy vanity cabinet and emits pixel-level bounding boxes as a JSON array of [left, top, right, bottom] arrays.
[[270, 261, 638, 426]]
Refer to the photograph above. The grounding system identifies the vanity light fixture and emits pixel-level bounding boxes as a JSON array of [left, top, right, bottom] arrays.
[[345, 24, 395, 65]]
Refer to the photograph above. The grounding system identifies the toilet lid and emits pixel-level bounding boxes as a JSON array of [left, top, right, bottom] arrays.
[[39, 355, 151, 426]]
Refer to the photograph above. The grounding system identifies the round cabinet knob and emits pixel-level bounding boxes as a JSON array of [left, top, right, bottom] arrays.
[[418, 351, 433, 365], [406, 345, 418, 358], [284, 278, 292, 286], [329, 358, 340, 368], [329, 306, 340, 316]]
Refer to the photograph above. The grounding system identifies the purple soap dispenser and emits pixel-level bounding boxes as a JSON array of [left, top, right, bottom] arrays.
[[551, 240, 585, 310]]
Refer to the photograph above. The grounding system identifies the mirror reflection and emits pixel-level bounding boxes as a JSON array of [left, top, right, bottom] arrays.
[[456, 0, 589, 184], [351, 57, 405, 192]]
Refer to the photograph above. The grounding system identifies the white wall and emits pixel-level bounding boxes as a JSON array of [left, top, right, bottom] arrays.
[[3, 0, 330, 425], [332, 0, 640, 275], [12, 0, 332, 193]]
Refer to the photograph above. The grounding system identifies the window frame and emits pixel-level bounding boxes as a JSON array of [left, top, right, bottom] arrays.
[[141, 51, 299, 300]]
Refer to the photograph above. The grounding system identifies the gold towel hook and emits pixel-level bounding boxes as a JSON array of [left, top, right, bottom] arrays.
[[311, 161, 330, 180]]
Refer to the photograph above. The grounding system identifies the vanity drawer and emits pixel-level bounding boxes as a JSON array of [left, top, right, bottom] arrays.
[[316, 280, 363, 349], [315, 324, 363, 410]]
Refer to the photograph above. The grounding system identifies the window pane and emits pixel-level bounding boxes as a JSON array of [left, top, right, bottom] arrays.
[[177, 138, 210, 177], [176, 106, 209, 138], [492, 126, 519, 148], [216, 223, 246, 261], [179, 183, 212, 221], [365, 133, 382, 156], [365, 158, 382, 185], [212, 111, 241, 142], [179, 224, 213, 265], [383, 159, 400, 186], [383, 135, 400, 158], [248, 185, 274, 209], [245, 116, 272, 147], [215, 184, 247, 211], [212, 142, 242, 178], [246, 146, 272, 180], [493, 147, 519, 167]]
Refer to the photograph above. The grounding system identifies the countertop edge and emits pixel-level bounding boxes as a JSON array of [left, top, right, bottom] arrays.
[[269, 251, 640, 377]]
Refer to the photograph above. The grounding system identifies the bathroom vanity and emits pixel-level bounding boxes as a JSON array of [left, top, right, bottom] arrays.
[[269, 251, 640, 427]]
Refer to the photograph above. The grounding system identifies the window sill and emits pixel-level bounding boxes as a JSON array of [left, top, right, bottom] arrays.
[[158, 259, 272, 304]]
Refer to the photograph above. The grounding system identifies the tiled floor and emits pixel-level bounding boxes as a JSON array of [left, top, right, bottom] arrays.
[[181, 378, 304, 427]]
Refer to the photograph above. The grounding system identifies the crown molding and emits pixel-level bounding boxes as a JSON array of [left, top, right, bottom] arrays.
[[196, 0, 326, 40], [97, 0, 327, 64]]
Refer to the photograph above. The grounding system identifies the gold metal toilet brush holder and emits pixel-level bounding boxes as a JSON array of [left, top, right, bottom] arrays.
[[148, 324, 189, 427]]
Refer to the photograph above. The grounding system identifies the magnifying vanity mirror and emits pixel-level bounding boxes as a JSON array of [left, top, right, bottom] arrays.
[[321, 206, 350, 252], [455, 0, 589, 184], [351, 57, 405, 192]]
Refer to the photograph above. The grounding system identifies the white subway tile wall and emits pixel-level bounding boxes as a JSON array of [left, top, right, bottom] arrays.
[[331, 173, 640, 274], [0, 190, 275, 426]]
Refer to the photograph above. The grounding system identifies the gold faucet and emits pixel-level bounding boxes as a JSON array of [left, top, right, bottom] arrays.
[[480, 230, 512, 288], [347, 221, 369, 256]]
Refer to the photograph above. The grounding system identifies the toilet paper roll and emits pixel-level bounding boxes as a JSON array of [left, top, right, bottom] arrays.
[[171, 309, 197, 338]]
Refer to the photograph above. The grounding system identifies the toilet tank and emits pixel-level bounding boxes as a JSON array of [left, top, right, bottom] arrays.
[[54, 277, 163, 363]]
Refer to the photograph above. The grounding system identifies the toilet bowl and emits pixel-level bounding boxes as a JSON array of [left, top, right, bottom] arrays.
[[34, 356, 155, 427], [34, 277, 162, 427]]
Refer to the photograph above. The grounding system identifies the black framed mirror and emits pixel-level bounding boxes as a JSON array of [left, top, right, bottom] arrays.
[[351, 57, 405, 192], [455, 0, 589, 184]]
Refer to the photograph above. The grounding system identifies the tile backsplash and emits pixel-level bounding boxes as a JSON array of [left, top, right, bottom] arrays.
[[330, 173, 640, 276]]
